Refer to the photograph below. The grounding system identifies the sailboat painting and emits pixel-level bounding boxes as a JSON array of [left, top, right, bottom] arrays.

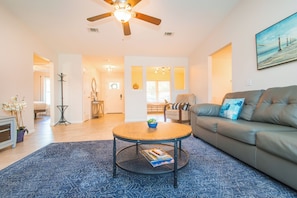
[[256, 12, 297, 70]]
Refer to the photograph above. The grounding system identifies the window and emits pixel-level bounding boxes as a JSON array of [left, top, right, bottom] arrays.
[[44, 77, 51, 105], [146, 81, 170, 103], [109, 82, 120, 89]]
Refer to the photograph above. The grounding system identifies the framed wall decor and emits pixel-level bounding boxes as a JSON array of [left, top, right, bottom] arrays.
[[255, 12, 297, 70]]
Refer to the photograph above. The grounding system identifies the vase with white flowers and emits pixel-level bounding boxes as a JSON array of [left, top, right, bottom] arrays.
[[2, 95, 28, 142]]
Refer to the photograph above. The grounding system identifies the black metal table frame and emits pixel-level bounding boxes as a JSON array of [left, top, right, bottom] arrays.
[[113, 134, 191, 188]]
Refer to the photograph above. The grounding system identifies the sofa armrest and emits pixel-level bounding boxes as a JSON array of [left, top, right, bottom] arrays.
[[190, 103, 221, 116]]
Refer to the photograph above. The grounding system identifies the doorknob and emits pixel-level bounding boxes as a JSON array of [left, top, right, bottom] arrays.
[[120, 94, 122, 100]]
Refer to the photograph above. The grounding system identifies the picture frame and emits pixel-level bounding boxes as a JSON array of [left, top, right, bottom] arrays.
[[255, 12, 297, 70]]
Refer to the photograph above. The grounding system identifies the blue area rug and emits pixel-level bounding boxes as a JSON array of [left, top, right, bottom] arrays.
[[0, 135, 296, 197]]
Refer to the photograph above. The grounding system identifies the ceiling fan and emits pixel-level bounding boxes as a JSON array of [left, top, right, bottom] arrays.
[[87, 0, 161, 36]]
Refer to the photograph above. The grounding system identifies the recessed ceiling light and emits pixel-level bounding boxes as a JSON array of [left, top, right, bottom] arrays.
[[164, 32, 174, 36]]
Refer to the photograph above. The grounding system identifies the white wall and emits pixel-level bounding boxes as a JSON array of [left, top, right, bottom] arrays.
[[82, 58, 101, 121], [189, 0, 297, 103], [57, 54, 83, 123], [124, 56, 189, 122], [0, 4, 55, 132]]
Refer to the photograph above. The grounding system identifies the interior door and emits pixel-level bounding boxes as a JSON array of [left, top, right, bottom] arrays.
[[103, 73, 124, 114]]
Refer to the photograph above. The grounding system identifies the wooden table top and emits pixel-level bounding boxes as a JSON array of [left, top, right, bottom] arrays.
[[112, 122, 192, 141]]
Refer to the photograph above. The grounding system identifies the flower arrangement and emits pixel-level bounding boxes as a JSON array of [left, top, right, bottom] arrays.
[[2, 95, 27, 130]]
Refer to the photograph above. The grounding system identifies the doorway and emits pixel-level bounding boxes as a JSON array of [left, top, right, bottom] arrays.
[[101, 72, 124, 114], [210, 44, 232, 104], [33, 53, 53, 121]]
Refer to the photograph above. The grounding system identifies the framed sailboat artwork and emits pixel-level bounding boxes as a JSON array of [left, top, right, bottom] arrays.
[[255, 12, 297, 70]]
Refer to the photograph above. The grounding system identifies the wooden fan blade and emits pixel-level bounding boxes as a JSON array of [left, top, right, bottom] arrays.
[[87, 13, 112, 22], [122, 22, 131, 36], [128, 0, 142, 7], [104, 0, 114, 5], [104, 0, 142, 7], [134, 12, 161, 25]]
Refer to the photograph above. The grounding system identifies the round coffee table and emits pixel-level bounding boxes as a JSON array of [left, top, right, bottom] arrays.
[[112, 122, 192, 188]]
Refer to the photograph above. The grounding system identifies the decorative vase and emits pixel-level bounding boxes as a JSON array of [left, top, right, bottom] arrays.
[[17, 128, 28, 143], [133, 83, 139, 89]]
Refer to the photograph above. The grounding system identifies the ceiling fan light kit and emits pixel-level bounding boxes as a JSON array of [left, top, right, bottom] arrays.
[[87, 0, 161, 36], [113, 2, 132, 23]]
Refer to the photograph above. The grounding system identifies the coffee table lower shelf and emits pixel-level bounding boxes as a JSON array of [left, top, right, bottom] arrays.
[[116, 144, 189, 175]]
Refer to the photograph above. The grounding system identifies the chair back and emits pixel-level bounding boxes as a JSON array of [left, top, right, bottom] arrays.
[[175, 94, 196, 106]]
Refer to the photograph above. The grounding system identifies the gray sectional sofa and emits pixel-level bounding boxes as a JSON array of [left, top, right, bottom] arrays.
[[190, 85, 297, 190]]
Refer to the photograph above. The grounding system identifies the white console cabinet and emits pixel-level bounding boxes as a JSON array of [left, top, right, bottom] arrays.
[[0, 116, 16, 149]]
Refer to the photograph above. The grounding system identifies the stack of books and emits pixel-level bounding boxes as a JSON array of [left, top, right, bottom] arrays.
[[140, 148, 174, 167]]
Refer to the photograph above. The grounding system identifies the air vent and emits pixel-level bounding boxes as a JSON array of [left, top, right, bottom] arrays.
[[88, 28, 99, 33], [164, 32, 174, 36]]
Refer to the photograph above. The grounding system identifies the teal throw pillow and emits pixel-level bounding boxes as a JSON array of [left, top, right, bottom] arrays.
[[219, 98, 245, 120]]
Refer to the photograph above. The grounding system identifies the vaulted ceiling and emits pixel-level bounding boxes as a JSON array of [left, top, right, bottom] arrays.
[[1, 0, 240, 71]]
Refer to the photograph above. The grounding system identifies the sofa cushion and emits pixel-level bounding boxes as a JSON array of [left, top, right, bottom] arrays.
[[252, 85, 297, 128], [257, 131, 297, 164], [196, 116, 222, 133], [219, 98, 245, 120], [216, 119, 297, 145], [223, 89, 264, 121], [190, 104, 220, 116]]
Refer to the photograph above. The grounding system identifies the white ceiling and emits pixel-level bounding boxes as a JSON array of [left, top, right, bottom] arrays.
[[1, 0, 240, 72]]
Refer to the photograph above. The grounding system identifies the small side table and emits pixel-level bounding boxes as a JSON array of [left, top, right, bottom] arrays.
[[0, 116, 17, 149], [91, 100, 104, 118], [112, 122, 192, 188]]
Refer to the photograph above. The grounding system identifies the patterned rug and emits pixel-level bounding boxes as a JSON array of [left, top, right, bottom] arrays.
[[0, 135, 296, 197]]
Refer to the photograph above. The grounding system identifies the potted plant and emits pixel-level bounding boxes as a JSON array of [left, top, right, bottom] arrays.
[[147, 118, 158, 128], [2, 95, 28, 142]]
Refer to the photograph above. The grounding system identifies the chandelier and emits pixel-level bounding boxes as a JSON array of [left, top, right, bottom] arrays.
[[154, 67, 170, 75]]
